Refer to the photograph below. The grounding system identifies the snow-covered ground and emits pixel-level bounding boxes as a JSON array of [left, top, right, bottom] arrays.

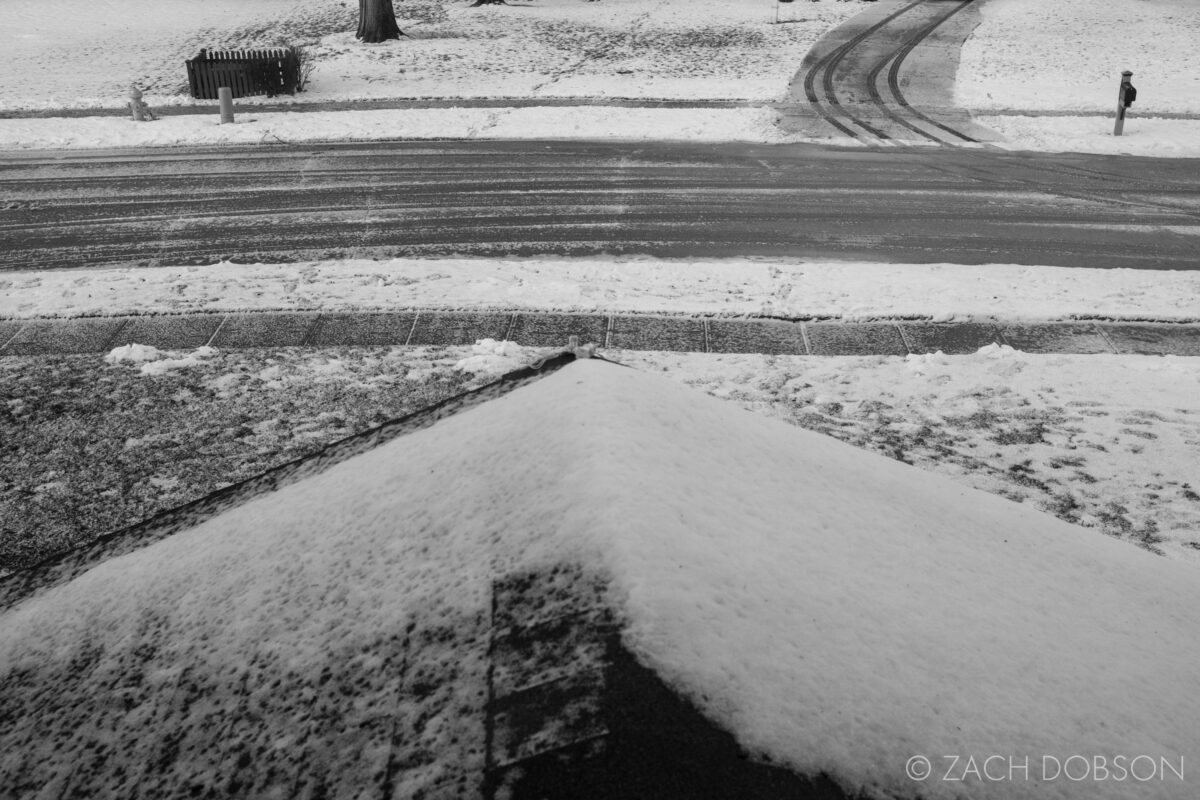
[[1, 0, 1199, 154], [956, 0, 1200, 116], [956, 0, 1200, 155], [5, 256, 1200, 323], [2, 359, 1197, 798], [2, 105, 1199, 156], [0, 0, 859, 109], [310, 0, 853, 102], [978, 114, 1200, 158], [0, 106, 795, 150], [0, 0, 340, 108]]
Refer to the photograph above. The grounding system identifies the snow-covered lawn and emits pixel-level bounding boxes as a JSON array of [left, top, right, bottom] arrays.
[[0, 0, 858, 150], [1, 0, 341, 110], [956, 0, 1200, 155], [0, 0, 861, 111], [956, 0, 1200, 116], [313, 0, 858, 103]]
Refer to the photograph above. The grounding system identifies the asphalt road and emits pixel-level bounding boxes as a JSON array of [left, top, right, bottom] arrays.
[[2, 140, 1199, 271]]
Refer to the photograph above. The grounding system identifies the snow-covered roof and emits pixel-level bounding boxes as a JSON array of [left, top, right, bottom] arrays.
[[1, 357, 1197, 799]]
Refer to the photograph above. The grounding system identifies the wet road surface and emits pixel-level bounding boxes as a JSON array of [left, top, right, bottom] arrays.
[[2, 139, 1199, 271]]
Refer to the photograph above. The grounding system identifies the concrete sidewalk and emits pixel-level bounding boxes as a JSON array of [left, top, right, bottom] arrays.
[[3, 311, 1199, 357], [0, 96, 764, 121]]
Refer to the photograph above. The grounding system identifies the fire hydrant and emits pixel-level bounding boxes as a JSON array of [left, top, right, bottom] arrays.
[[129, 86, 157, 122]]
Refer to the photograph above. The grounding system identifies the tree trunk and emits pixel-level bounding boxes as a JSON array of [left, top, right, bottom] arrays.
[[470, 0, 508, 6], [357, 0, 402, 43]]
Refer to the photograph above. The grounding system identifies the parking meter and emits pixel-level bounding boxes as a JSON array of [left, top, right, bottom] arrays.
[[1114, 70, 1136, 136], [1120, 72, 1137, 108]]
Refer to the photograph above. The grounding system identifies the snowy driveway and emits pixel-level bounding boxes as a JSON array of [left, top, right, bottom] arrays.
[[783, 0, 996, 145]]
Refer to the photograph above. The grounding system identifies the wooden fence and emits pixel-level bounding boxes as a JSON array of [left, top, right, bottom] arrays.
[[185, 47, 301, 100]]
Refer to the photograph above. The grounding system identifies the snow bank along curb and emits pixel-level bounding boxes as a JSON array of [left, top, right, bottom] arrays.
[[6, 260, 1200, 326], [0, 97, 772, 120], [4, 108, 1200, 155], [0, 107, 798, 150], [4, 312, 1200, 359]]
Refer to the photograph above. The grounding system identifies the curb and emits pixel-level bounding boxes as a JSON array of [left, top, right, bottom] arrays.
[[2, 311, 1199, 357]]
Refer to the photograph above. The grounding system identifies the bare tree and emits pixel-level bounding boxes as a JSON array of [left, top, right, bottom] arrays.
[[357, 0, 402, 43]]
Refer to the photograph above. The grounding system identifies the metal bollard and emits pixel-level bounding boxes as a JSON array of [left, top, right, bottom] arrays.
[[1113, 70, 1135, 136], [218, 87, 235, 124]]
